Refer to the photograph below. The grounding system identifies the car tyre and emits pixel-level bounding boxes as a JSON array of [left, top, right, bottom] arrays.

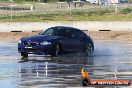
[[21, 52, 28, 58], [84, 43, 93, 56], [51, 44, 60, 57]]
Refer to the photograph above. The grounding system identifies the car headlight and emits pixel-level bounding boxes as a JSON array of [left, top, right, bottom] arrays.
[[40, 41, 51, 45], [18, 40, 21, 44]]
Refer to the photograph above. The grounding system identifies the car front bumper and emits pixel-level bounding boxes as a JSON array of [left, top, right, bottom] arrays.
[[18, 43, 53, 55]]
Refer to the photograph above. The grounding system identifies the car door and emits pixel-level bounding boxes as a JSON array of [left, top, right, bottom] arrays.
[[69, 29, 86, 51], [76, 30, 88, 50], [59, 27, 75, 51], [62, 28, 85, 51], [59, 28, 85, 52], [59, 27, 76, 51]]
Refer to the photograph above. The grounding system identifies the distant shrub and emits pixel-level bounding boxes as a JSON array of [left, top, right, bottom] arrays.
[[94, 9, 112, 15], [72, 9, 112, 16], [13, 0, 25, 3], [121, 8, 131, 14]]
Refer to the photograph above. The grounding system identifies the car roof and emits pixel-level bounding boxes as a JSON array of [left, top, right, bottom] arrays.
[[51, 26, 80, 31]]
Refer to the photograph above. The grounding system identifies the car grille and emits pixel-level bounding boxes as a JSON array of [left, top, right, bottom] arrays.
[[24, 48, 41, 52], [23, 42, 38, 46], [18, 48, 48, 53]]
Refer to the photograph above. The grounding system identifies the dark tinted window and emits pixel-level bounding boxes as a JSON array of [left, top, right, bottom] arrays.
[[68, 28, 77, 37], [40, 27, 86, 38], [57, 27, 69, 37], [78, 31, 86, 38], [69, 28, 86, 38], [41, 27, 70, 37]]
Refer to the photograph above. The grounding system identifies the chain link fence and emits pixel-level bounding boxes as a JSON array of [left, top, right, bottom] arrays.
[[0, 2, 131, 21]]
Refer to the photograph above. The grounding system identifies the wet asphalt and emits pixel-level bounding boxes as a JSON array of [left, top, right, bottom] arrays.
[[0, 40, 132, 88]]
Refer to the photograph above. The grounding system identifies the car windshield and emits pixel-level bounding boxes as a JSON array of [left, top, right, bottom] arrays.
[[39, 27, 69, 37], [39, 28, 58, 36]]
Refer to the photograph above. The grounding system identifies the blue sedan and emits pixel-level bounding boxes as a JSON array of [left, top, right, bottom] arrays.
[[18, 26, 94, 57]]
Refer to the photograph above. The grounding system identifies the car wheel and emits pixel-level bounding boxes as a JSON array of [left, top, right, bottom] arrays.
[[21, 52, 28, 58], [85, 43, 93, 56], [51, 44, 60, 57]]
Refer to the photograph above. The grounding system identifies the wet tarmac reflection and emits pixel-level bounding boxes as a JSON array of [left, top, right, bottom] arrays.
[[0, 40, 132, 88]]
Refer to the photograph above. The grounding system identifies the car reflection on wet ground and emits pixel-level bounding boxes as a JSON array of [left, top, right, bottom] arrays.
[[0, 40, 132, 88]]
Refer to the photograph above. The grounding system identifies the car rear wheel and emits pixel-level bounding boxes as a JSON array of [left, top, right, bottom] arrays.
[[51, 44, 60, 57], [85, 43, 93, 56], [21, 52, 28, 58]]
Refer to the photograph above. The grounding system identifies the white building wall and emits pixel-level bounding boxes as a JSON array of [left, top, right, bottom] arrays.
[[0, 21, 131, 32]]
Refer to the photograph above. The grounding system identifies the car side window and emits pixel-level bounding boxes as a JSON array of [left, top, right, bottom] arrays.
[[78, 31, 86, 38], [67, 28, 76, 38], [69, 29, 86, 39], [57, 28, 69, 37]]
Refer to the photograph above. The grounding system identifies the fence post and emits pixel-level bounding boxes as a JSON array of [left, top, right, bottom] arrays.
[[115, 4, 118, 14], [30, 6, 34, 10], [10, 5, 17, 20]]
